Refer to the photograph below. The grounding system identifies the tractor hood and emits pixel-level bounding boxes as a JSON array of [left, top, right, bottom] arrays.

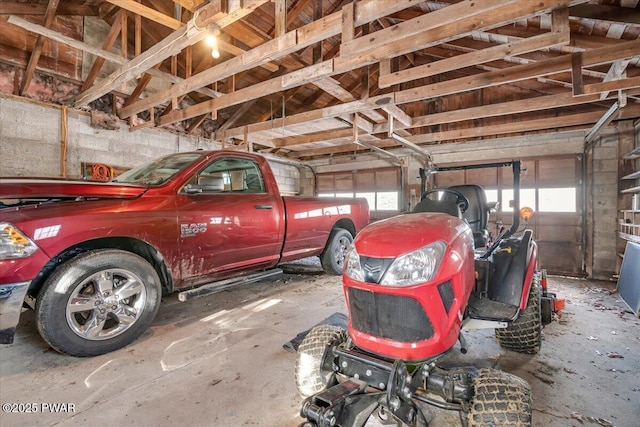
[[354, 212, 471, 258], [0, 178, 147, 201]]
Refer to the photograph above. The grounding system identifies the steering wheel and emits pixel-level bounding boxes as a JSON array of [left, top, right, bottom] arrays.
[[420, 188, 470, 214]]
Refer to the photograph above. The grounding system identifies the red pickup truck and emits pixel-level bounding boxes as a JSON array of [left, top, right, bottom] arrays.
[[0, 150, 369, 356]]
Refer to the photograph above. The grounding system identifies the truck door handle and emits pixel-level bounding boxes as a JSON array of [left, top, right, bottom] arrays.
[[255, 204, 273, 210]]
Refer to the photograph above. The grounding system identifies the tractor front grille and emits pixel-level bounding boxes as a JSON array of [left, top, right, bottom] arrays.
[[348, 288, 434, 342]]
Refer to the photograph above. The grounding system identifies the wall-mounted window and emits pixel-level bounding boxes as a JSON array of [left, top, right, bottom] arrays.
[[317, 191, 399, 211], [317, 167, 401, 217], [538, 187, 577, 212], [482, 187, 577, 213]]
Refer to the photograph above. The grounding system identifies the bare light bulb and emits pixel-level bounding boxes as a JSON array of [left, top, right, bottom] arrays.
[[211, 48, 220, 59], [205, 34, 216, 47]]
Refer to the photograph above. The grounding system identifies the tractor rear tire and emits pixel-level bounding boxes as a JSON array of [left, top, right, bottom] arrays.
[[495, 277, 542, 354], [295, 325, 347, 397], [467, 368, 532, 427]]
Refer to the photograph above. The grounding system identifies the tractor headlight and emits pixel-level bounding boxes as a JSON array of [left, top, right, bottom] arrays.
[[380, 241, 446, 287], [0, 223, 39, 260], [344, 245, 364, 282]]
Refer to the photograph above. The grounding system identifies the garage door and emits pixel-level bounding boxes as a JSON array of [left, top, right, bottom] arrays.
[[436, 156, 583, 277], [317, 167, 401, 221]]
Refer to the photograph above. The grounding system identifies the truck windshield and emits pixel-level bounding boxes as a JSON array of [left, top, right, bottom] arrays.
[[113, 153, 203, 185]]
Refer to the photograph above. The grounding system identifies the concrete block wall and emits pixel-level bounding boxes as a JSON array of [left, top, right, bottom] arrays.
[[589, 132, 619, 279], [0, 96, 305, 195]]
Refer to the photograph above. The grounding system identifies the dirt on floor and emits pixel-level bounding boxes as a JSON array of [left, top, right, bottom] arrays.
[[0, 267, 638, 427]]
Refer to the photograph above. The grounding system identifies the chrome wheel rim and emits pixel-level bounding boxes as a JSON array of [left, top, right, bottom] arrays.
[[65, 268, 147, 341], [334, 236, 351, 268]]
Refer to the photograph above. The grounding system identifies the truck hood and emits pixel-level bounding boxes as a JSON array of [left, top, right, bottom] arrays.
[[0, 178, 147, 200]]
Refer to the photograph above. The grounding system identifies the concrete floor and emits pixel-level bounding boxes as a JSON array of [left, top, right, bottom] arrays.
[[1, 263, 638, 427]]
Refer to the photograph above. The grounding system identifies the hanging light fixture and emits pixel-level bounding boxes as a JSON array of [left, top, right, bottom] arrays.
[[206, 23, 221, 59]]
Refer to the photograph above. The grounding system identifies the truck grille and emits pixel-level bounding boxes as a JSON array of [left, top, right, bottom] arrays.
[[348, 288, 434, 342]]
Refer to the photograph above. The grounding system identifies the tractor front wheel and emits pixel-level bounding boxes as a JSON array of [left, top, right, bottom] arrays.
[[467, 368, 532, 427], [295, 325, 347, 397], [495, 277, 542, 354]]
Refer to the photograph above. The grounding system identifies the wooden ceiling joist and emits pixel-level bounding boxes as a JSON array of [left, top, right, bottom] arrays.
[[19, 0, 60, 96], [82, 11, 122, 92], [394, 38, 640, 105], [143, 0, 583, 129], [378, 8, 570, 88], [73, 0, 266, 107], [118, 0, 423, 119], [6, 15, 221, 99], [288, 104, 640, 159]]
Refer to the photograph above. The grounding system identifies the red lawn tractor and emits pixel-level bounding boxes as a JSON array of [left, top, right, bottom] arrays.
[[295, 161, 558, 427]]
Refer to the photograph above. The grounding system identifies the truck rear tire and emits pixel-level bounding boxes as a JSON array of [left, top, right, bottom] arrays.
[[295, 325, 347, 397], [495, 277, 542, 354], [467, 368, 532, 427], [36, 249, 162, 357], [320, 228, 353, 275]]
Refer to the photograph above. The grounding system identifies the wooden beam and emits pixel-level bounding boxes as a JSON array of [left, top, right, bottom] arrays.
[[121, 8, 128, 62], [106, 0, 183, 29], [60, 106, 68, 178], [571, 52, 584, 95], [0, 3, 94, 15], [187, 113, 209, 133], [82, 11, 122, 91], [341, 0, 581, 66], [394, 38, 640, 105], [154, 0, 587, 127], [134, 4, 141, 56], [569, 3, 640, 25], [374, 89, 640, 134], [582, 75, 640, 95], [382, 105, 412, 127], [600, 59, 631, 100], [274, 0, 286, 38], [19, 0, 60, 96], [170, 0, 203, 12], [379, 24, 569, 88], [7, 15, 221, 100], [341, 0, 518, 58], [341, 1, 355, 44], [123, 62, 162, 107], [289, 105, 640, 158], [273, 128, 354, 147], [119, 0, 423, 118], [73, 1, 243, 107]]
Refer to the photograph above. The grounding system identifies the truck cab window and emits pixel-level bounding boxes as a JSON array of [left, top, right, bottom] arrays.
[[184, 157, 265, 194]]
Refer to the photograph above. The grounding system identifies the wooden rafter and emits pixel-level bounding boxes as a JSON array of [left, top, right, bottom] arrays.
[[7, 15, 220, 100], [118, 0, 423, 119], [82, 11, 122, 92], [74, 1, 268, 107], [139, 0, 582, 128], [19, 0, 60, 96]]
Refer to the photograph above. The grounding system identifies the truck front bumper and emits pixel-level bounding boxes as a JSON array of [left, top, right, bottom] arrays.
[[0, 281, 30, 344]]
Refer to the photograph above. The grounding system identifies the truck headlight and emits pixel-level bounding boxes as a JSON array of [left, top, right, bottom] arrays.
[[0, 223, 39, 260], [344, 246, 364, 281], [380, 241, 446, 287]]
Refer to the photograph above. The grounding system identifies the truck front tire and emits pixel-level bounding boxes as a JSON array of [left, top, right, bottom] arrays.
[[320, 228, 353, 275], [36, 249, 161, 357]]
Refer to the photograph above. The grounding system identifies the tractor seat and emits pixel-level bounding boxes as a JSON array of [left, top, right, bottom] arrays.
[[449, 184, 491, 248]]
